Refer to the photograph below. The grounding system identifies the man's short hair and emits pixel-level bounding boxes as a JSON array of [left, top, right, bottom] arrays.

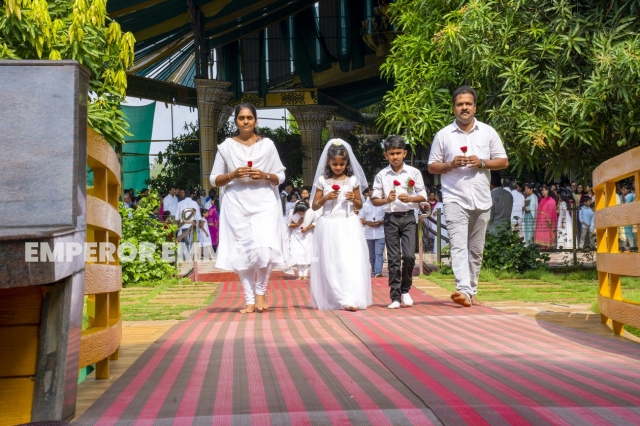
[[490, 171, 502, 188], [169, 185, 177, 190], [184, 190, 192, 198], [502, 177, 512, 188], [452, 85, 477, 104], [383, 135, 406, 151], [510, 182, 518, 191]]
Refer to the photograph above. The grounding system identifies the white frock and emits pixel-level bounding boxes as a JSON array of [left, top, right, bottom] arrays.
[[310, 176, 372, 310], [210, 137, 288, 272], [556, 201, 573, 249], [289, 209, 315, 265]]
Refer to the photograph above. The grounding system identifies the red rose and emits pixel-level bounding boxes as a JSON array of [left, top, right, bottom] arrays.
[[393, 180, 401, 186], [301, 226, 304, 230], [460, 146, 468, 154], [409, 179, 415, 187], [332, 184, 340, 191], [247, 161, 253, 167]]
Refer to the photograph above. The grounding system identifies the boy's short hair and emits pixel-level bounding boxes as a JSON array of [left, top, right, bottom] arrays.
[[383, 135, 406, 152]]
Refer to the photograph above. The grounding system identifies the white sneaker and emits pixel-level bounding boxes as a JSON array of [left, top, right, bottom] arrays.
[[401, 293, 414, 307], [388, 301, 401, 309]]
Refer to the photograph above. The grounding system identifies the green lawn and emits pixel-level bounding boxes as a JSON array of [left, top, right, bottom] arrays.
[[426, 268, 640, 337], [120, 278, 219, 321]]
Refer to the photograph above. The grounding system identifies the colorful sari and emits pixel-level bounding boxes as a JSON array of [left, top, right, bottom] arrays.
[[207, 205, 219, 247], [534, 196, 557, 247]]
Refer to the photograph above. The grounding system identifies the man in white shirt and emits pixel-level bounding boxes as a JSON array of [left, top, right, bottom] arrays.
[[359, 188, 386, 278], [428, 85, 509, 307], [163, 185, 179, 219], [371, 136, 428, 309], [176, 190, 202, 260]]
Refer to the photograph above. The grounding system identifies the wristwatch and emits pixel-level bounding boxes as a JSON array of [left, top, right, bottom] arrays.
[[479, 159, 486, 168], [265, 173, 271, 180]]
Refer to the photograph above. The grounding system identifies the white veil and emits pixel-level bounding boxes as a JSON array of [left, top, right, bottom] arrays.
[[310, 138, 369, 198]]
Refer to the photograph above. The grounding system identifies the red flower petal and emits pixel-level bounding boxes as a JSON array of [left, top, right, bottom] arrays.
[[460, 146, 468, 153], [331, 184, 340, 191], [247, 161, 253, 167], [393, 180, 401, 186], [409, 179, 415, 186]]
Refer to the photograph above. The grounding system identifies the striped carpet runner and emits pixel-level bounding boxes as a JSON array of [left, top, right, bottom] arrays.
[[76, 278, 640, 425]]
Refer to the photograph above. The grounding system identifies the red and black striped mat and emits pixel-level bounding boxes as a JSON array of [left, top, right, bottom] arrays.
[[75, 278, 640, 425]]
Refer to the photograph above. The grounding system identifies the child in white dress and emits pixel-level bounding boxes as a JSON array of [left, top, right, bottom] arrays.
[[198, 209, 215, 260], [288, 201, 315, 279], [310, 139, 372, 311]]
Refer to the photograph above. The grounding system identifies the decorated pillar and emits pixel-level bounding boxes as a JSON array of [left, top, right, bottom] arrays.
[[326, 120, 357, 140], [288, 106, 337, 185], [217, 104, 235, 131], [194, 79, 232, 190]]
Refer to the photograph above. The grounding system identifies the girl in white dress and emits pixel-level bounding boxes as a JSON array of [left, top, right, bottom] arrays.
[[310, 139, 372, 311], [210, 103, 288, 314], [288, 201, 315, 279], [197, 209, 215, 260], [556, 191, 573, 249]]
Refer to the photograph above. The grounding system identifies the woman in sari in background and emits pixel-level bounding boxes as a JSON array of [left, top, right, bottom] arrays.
[[207, 205, 220, 252], [534, 186, 557, 248], [524, 183, 538, 245]]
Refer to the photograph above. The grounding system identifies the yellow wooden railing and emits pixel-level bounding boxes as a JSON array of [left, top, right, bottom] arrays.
[[593, 146, 640, 335], [81, 128, 122, 377]]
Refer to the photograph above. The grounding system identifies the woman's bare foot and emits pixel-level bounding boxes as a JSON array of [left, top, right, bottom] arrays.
[[345, 305, 358, 312], [256, 294, 269, 311], [471, 295, 484, 306], [240, 304, 255, 314], [450, 291, 471, 307]]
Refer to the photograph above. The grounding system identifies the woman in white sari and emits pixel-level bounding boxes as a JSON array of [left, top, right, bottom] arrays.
[[210, 103, 288, 313]]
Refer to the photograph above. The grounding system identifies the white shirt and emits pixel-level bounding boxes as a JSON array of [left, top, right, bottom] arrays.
[[509, 189, 525, 223], [371, 163, 428, 213], [428, 119, 507, 210], [358, 198, 385, 239], [176, 198, 202, 230], [163, 194, 178, 217]]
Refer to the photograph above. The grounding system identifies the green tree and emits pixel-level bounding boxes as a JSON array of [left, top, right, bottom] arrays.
[[146, 123, 201, 192], [1, 0, 135, 146], [380, 0, 640, 181]]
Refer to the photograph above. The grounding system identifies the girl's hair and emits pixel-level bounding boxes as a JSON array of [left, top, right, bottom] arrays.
[[293, 201, 308, 214], [232, 103, 261, 136], [323, 144, 354, 179], [287, 193, 298, 202]]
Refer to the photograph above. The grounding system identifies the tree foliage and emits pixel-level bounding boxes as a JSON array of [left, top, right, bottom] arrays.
[[1, 0, 135, 146], [380, 0, 640, 180], [146, 123, 201, 192]]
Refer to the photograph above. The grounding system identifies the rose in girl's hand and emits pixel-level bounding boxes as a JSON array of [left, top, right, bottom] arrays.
[[331, 184, 340, 191], [247, 161, 253, 167]]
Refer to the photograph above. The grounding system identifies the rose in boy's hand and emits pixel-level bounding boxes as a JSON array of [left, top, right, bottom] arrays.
[[247, 161, 253, 167], [393, 180, 401, 186]]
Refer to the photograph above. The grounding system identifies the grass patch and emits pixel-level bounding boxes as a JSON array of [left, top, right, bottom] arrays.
[[120, 278, 218, 321], [426, 269, 603, 304]]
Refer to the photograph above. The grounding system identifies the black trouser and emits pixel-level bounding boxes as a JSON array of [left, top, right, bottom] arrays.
[[384, 212, 416, 302]]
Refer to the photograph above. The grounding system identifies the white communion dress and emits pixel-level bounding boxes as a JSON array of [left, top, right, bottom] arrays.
[[289, 209, 315, 266], [310, 175, 372, 310], [210, 137, 288, 272]]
